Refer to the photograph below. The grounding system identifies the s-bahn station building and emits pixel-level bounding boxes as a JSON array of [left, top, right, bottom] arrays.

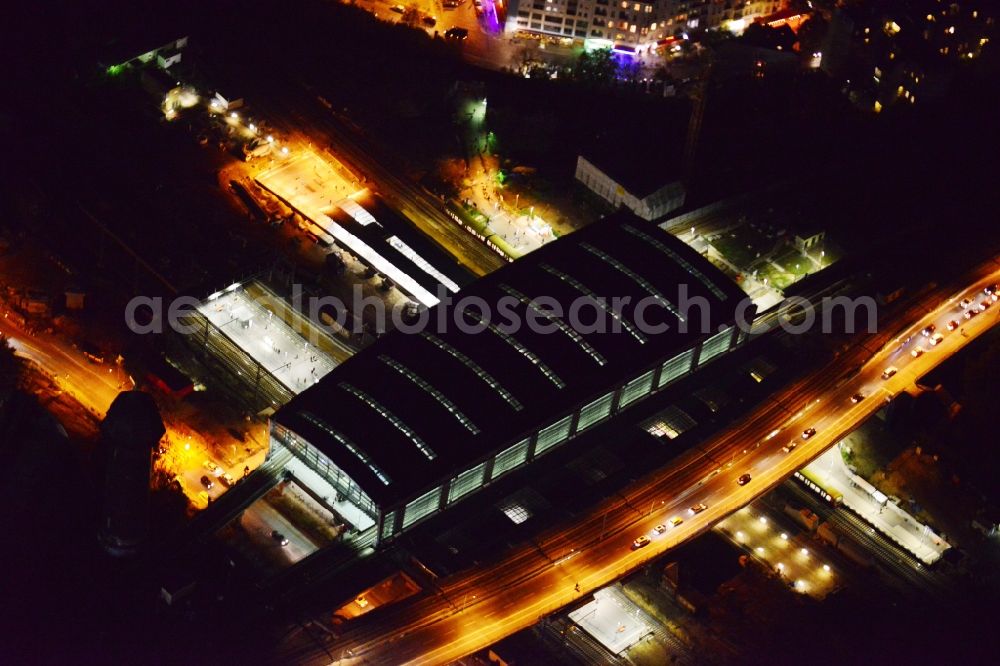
[[267, 212, 751, 547]]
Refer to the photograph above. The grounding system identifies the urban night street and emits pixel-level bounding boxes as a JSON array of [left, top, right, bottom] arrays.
[[1, 1, 999, 665]]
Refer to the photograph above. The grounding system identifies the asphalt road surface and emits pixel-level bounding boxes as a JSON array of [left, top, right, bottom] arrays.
[[285, 260, 1000, 665]]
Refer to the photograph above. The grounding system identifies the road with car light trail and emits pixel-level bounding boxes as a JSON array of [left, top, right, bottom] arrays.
[[264, 260, 1000, 666]]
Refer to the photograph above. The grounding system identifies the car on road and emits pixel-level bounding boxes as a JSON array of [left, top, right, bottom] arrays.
[[271, 530, 289, 547], [422, 15, 437, 27], [632, 535, 651, 549], [947, 319, 960, 331], [851, 392, 865, 403], [200, 475, 214, 490], [670, 516, 684, 527], [653, 524, 667, 534], [202, 460, 221, 476], [444, 27, 469, 40], [981, 299, 992, 310], [882, 366, 898, 380], [220, 472, 236, 487], [782, 441, 798, 453], [911, 346, 925, 358], [930, 333, 944, 345], [802, 427, 817, 439], [921, 324, 936, 337], [690, 503, 707, 514], [964, 308, 980, 320], [390, 4, 404, 12], [985, 284, 998, 296], [960, 298, 973, 309], [737, 473, 752, 486]]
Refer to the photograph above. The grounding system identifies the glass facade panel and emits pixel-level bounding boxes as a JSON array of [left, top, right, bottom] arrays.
[[659, 348, 694, 388], [619, 370, 655, 409], [491, 438, 530, 480], [698, 326, 733, 366], [381, 510, 397, 541], [577, 391, 614, 431], [534, 415, 572, 457], [448, 462, 486, 503], [403, 485, 443, 529]]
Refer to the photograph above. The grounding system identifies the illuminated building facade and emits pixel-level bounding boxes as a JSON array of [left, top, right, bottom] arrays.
[[504, 0, 785, 51], [268, 212, 752, 547]]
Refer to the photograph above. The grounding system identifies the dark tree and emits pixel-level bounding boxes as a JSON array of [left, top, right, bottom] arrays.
[[797, 15, 829, 55], [572, 48, 619, 85]]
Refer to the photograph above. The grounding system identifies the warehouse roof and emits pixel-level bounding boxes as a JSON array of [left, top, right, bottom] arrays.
[[274, 212, 746, 507]]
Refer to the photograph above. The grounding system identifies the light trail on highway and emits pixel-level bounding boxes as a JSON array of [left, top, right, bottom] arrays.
[[290, 260, 1000, 666]]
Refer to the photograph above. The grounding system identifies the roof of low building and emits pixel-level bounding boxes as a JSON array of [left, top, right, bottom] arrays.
[[274, 212, 745, 508]]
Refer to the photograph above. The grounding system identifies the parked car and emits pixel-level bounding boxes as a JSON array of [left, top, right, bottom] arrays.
[[632, 535, 651, 549]]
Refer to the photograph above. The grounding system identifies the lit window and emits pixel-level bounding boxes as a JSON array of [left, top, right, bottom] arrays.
[[462, 308, 565, 388], [539, 263, 647, 343], [379, 355, 480, 434], [630, 24, 637, 33], [339, 382, 437, 461], [299, 412, 391, 485], [499, 284, 606, 366], [420, 333, 522, 411], [621, 225, 728, 300], [500, 500, 532, 524]]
